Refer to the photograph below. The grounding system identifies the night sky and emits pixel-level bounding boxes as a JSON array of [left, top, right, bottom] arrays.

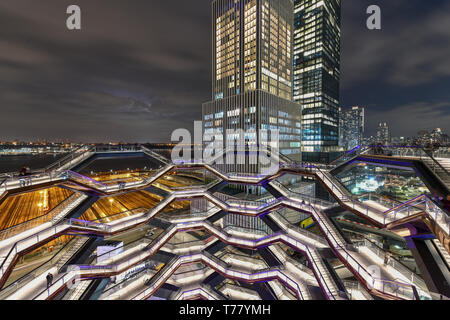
[[0, 0, 449, 143]]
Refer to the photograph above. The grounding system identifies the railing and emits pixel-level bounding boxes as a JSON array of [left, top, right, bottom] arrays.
[[353, 238, 427, 292], [0, 192, 85, 241], [91, 207, 149, 225], [364, 145, 450, 179], [296, 194, 422, 300], [269, 210, 328, 247], [169, 179, 221, 192], [66, 170, 108, 190], [141, 146, 170, 164], [425, 198, 450, 235], [176, 285, 223, 300], [44, 146, 94, 173], [421, 148, 450, 177], [132, 252, 308, 301], [93, 145, 143, 153], [89, 236, 152, 267], [270, 180, 335, 208], [99, 267, 155, 300], [0, 217, 113, 280], [159, 207, 220, 223], [0, 236, 81, 299], [328, 145, 372, 168], [0, 171, 65, 195]]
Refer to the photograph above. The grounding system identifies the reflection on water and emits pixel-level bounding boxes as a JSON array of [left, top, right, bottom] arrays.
[[79, 156, 163, 176], [0, 154, 68, 174]]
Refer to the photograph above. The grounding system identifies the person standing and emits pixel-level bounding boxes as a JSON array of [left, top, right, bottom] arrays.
[[384, 252, 391, 266], [46, 272, 54, 289]]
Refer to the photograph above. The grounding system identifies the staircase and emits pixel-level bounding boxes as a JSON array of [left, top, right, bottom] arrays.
[[308, 249, 340, 300], [51, 193, 89, 225], [55, 237, 90, 272], [422, 158, 450, 189], [433, 239, 450, 269], [64, 280, 92, 300]]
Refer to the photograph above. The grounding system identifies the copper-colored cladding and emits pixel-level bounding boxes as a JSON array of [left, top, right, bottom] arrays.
[[0, 187, 73, 231], [78, 174, 199, 222], [88, 170, 156, 184], [79, 190, 164, 221]]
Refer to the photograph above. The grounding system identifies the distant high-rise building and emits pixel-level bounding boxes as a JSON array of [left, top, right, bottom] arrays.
[[339, 106, 365, 151], [376, 122, 390, 145], [293, 0, 341, 163], [415, 128, 449, 146], [203, 0, 302, 175]]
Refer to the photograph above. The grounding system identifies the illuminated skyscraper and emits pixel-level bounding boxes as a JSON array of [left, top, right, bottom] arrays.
[[293, 0, 341, 163], [203, 0, 302, 175], [376, 122, 390, 145], [339, 106, 365, 151]]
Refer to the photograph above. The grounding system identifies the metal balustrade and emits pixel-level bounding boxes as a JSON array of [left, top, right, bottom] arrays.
[[0, 236, 89, 300], [1, 146, 449, 301], [13, 217, 338, 300], [353, 238, 427, 292], [175, 285, 223, 300], [4, 146, 446, 239], [0, 192, 86, 242], [131, 251, 309, 301], [1, 181, 440, 300]]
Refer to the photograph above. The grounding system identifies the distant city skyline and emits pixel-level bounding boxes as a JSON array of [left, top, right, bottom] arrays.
[[0, 0, 450, 143]]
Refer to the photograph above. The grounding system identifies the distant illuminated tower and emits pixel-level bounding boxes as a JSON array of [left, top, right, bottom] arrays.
[[376, 122, 390, 145], [203, 0, 302, 175], [339, 106, 365, 150]]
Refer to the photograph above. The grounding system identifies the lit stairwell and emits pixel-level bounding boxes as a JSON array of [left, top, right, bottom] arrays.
[[64, 280, 92, 300], [55, 237, 90, 272], [51, 193, 89, 225], [308, 248, 342, 299], [422, 158, 450, 189], [433, 239, 450, 269]]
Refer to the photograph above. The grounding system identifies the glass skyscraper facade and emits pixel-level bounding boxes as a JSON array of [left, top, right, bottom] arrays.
[[339, 106, 365, 151], [376, 122, 390, 145], [293, 0, 341, 163], [203, 0, 302, 174]]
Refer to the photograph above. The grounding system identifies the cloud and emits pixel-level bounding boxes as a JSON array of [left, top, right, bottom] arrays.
[[367, 101, 450, 137], [0, 0, 211, 142], [0, 0, 448, 142], [342, 0, 450, 88]]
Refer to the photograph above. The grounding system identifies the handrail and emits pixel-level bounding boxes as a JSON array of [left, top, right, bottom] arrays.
[[353, 237, 426, 290], [90, 207, 149, 225], [0, 236, 81, 299], [99, 267, 154, 299], [420, 148, 450, 177], [304, 199, 424, 299], [0, 243, 18, 277], [0, 217, 112, 280], [0, 153, 447, 300], [328, 145, 372, 168], [44, 146, 93, 173], [66, 170, 108, 189], [26, 218, 335, 300], [132, 252, 308, 301], [0, 192, 85, 241]]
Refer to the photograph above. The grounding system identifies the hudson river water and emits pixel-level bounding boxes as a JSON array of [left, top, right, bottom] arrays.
[[0, 154, 69, 174]]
